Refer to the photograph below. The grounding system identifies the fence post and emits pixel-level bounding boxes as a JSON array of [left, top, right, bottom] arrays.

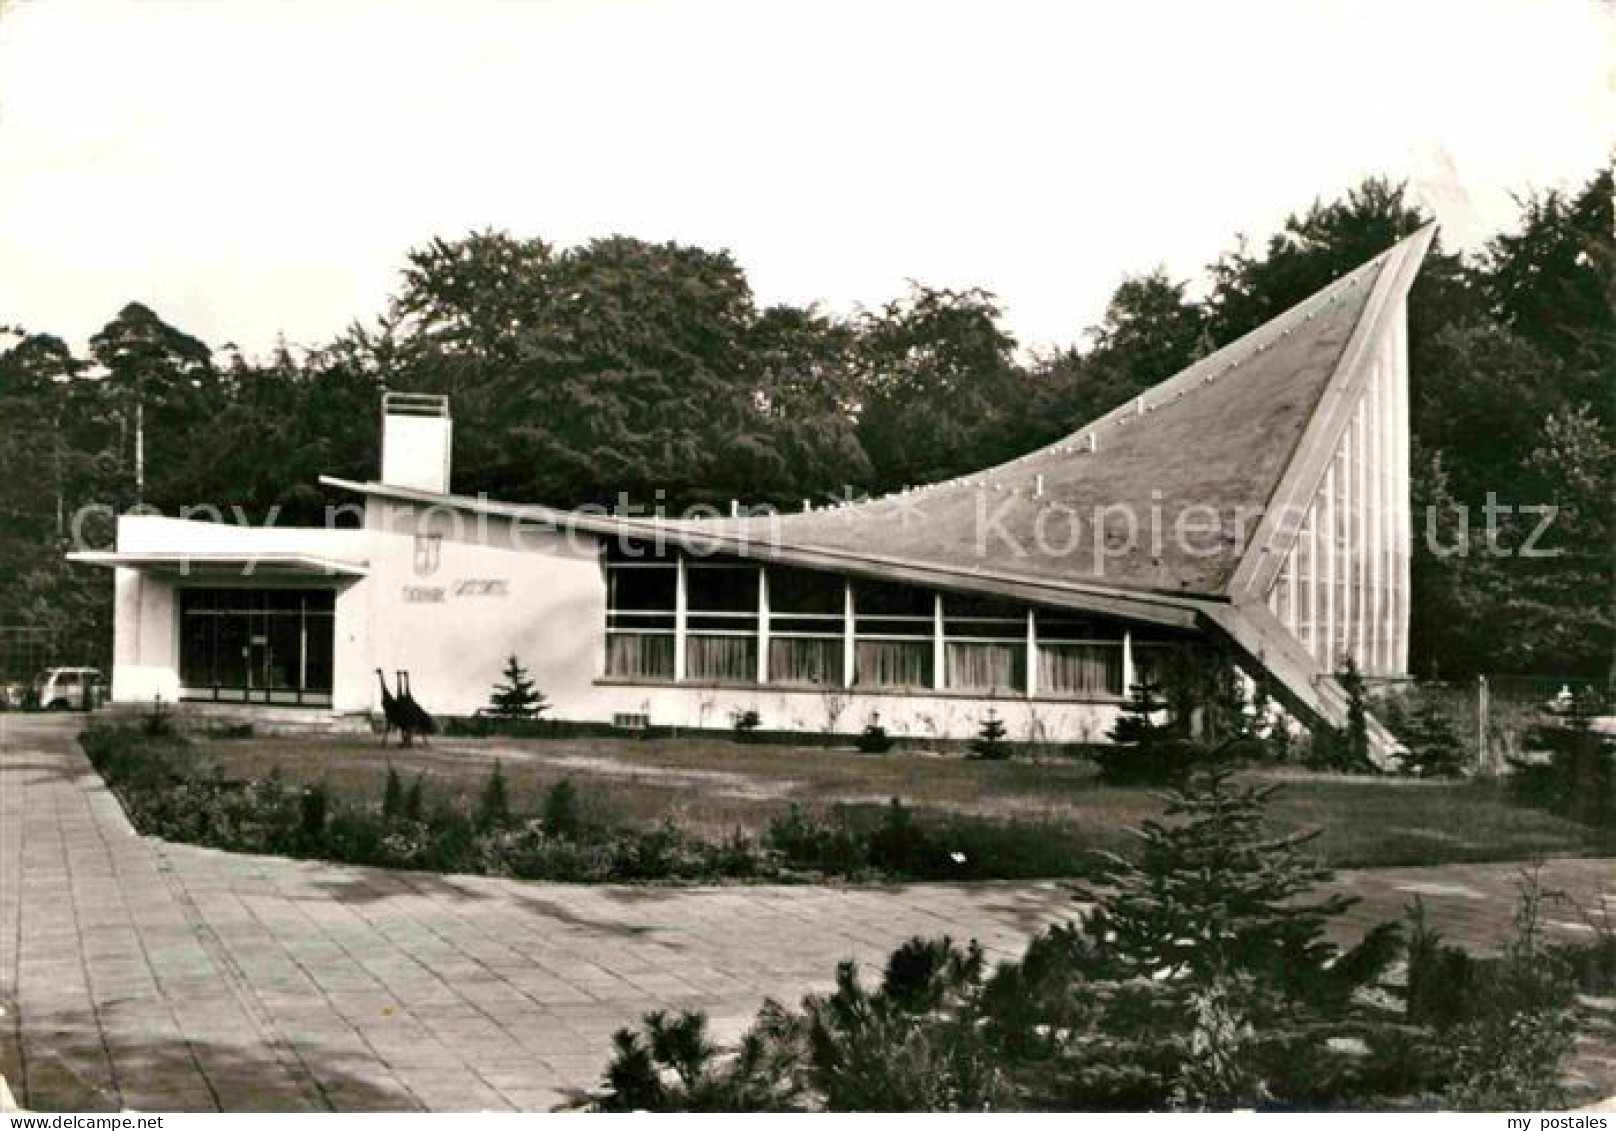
[[1476, 674, 1490, 775]]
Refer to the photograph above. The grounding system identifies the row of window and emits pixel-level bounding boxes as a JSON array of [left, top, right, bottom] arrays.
[[167, 565, 1172, 706], [603, 553, 1171, 698], [605, 633, 1129, 694]]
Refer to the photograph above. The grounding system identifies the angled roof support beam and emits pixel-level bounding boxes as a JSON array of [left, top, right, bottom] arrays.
[[1200, 604, 1401, 767]]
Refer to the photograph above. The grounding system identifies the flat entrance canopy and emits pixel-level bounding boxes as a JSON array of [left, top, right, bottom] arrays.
[[66, 551, 368, 580], [68, 552, 367, 708]]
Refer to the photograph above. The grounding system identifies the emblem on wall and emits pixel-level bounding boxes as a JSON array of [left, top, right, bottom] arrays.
[[413, 533, 442, 577]]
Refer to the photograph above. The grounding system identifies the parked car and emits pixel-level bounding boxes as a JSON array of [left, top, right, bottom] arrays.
[[33, 667, 105, 711]]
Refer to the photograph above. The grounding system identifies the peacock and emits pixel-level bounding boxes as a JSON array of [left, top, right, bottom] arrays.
[[395, 670, 437, 747]]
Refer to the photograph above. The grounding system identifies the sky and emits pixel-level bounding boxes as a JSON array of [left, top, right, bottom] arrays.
[[0, 0, 1611, 361]]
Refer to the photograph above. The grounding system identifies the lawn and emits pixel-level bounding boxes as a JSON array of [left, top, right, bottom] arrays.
[[200, 732, 1615, 871]]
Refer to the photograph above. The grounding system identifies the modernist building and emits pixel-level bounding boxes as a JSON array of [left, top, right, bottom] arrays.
[[71, 227, 1434, 758]]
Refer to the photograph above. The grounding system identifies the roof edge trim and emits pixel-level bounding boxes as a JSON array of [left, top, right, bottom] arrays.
[[1226, 223, 1436, 602], [321, 476, 1213, 625], [66, 551, 370, 578]]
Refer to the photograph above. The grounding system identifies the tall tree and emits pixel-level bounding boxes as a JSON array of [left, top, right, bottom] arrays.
[[1021, 269, 1209, 450], [1204, 178, 1439, 343], [1504, 404, 1614, 676], [0, 331, 79, 537], [0, 330, 113, 663], [171, 343, 381, 523], [1479, 167, 1615, 413], [745, 304, 872, 503], [854, 284, 1022, 491], [1403, 167, 1616, 678], [365, 231, 882, 511], [496, 235, 770, 509], [1410, 319, 1564, 505], [88, 302, 216, 507], [395, 230, 555, 376]]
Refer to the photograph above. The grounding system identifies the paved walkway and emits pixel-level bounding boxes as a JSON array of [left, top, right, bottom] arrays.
[[1, 714, 1611, 1112]]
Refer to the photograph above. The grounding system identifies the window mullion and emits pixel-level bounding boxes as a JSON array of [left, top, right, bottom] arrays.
[[674, 556, 688, 682], [1025, 609, 1037, 699], [1121, 628, 1135, 695], [756, 566, 769, 685], [842, 578, 854, 689]]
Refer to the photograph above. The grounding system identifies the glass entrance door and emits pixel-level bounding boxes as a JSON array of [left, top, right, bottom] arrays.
[[178, 588, 336, 706]]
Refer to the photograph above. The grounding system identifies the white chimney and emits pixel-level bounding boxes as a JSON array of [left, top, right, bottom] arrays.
[[380, 392, 452, 494]]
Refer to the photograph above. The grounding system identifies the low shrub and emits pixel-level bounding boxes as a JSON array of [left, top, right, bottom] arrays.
[[325, 805, 387, 864], [88, 724, 1086, 885], [201, 722, 255, 740], [1510, 690, 1614, 827], [917, 816, 1090, 881], [855, 714, 893, 754], [866, 798, 932, 874], [1096, 681, 1205, 784], [445, 715, 556, 739], [601, 1010, 760, 1112], [1404, 874, 1586, 1110], [1338, 656, 1373, 769], [542, 777, 585, 840], [382, 764, 405, 823], [84, 721, 1125, 886], [142, 696, 177, 739], [298, 783, 330, 849], [594, 768, 1606, 1112], [1388, 689, 1468, 778], [1089, 739, 1202, 785], [766, 804, 868, 877], [478, 762, 512, 830], [486, 653, 550, 720], [1289, 660, 1383, 775], [968, 710, 1011, 761], [474, 820, 616, 882], [760, 799, 1075, 881], [730, 708, 763, 741], [401, 773, 425, 822], [598, 939, 1005, 1112]]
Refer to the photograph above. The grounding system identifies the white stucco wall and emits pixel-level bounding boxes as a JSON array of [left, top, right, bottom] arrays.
[[103, 503, 1127, 742], [348, 498, 606, 717], [107, 515, 369, 707], [354, 497, 1125, 742], [586, 683, 1123, 745], [111, 567, 180, 704]]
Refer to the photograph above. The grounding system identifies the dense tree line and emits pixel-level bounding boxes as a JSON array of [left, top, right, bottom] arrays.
[[2, 169, 1609, 680]]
